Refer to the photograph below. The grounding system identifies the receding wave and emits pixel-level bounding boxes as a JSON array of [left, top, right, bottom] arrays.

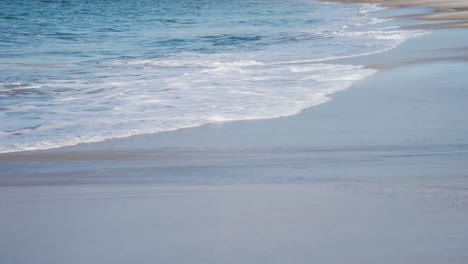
[[0, 59, 377, 153]]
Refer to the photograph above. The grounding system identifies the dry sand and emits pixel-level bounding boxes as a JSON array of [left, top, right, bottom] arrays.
[[418, 10, 468, 20], [324, 0, 468, 27], [384, 0, 468, 10]]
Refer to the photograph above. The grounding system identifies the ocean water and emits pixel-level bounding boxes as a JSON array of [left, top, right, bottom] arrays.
[[0, 0, 425, 153]]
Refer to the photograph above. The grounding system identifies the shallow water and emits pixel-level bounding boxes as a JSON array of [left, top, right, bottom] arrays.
[[0, 0, 425, 152]]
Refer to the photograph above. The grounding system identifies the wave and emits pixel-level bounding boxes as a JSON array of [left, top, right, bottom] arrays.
[[0, 2, 429, 153]]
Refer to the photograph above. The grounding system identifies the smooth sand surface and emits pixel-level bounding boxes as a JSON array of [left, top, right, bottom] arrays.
[[1, 184, 467, 264], [1, 3, 468, 264], [418, 11, 468, 20]]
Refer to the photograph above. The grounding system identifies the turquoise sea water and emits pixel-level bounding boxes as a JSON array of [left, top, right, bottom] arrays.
[[0, 0, 424, 152]]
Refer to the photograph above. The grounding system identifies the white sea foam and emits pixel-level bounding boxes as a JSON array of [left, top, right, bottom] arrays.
[[0, 61, 377, 153], [359, 3, 387, 14]]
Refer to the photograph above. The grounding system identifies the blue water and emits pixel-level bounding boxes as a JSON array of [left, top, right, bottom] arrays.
[[0, 0, 424, 152]]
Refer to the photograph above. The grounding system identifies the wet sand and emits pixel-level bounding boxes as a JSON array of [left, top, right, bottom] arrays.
[[2, 184, 467, 264]]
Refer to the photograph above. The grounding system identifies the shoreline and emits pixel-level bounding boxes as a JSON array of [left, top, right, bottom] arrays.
[[0, 1, 449, 155], [3, 1, 467, 156], [1, 1, 467, 159], [2, 2, 468, 263], [0, 0, 442, 156], [1, 0, 467, 208], [1, 26, 467, 185]]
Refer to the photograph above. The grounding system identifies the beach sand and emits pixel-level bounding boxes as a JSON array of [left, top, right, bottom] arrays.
[[1, 2, 468, 264], [325, 0, 468, 27]]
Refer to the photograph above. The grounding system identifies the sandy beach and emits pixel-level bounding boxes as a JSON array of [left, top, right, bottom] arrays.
[[1, 1, 468, 264]]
